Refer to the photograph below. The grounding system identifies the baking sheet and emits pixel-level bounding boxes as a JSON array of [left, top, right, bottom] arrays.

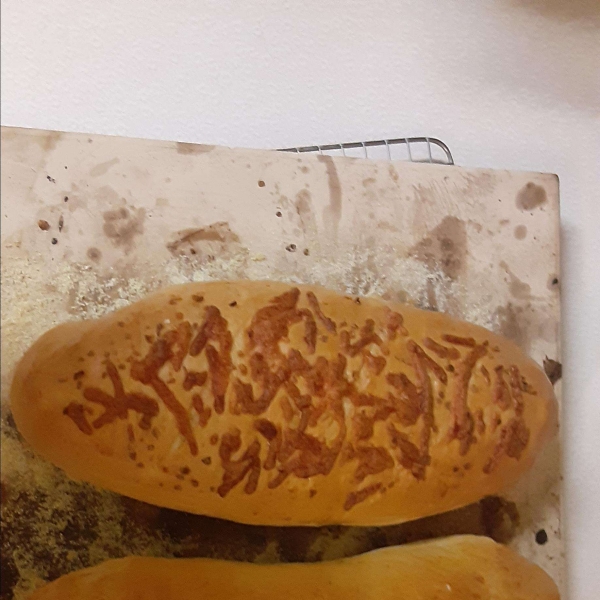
[[0, 127, 563, 599]]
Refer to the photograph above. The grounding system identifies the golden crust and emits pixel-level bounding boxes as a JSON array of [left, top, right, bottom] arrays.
[[29, 536, 559, 600], [10, 281, 557, 526]]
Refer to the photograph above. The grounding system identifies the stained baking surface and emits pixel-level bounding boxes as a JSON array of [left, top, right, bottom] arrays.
[[0, 127, 562, 599]]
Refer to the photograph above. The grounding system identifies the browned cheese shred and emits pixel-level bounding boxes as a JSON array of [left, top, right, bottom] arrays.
[[448, 344, 488, 456]]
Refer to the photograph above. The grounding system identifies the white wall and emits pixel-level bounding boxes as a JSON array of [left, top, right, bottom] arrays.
[[2, 1, 599, 597]]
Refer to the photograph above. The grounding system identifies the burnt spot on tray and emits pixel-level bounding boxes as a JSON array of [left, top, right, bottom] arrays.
[[535, 529, 549, 545]]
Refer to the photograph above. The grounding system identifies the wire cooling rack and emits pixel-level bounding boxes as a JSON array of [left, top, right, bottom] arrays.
[[279, 137, 454, 165]]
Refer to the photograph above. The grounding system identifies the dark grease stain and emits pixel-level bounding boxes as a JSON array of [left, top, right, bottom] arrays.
[[102, 206, 146, 253], [500, 261, 532, 300], [516, 182, 547, 211], [166, 222, 241, 258], [543, 357, 562, 384], [409, 216, 467, 280], [87, 247, 102, 262], [176, 142, 216, 155], [514, 225, 527, 240], [494, 303, 528, 350], [37, 131, 62, 152], [294, 189, 317, 235], [317, 155, 342, 237]]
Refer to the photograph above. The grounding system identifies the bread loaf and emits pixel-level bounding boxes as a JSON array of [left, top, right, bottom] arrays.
[[29, 535, 559, 600], [10, 281, 557, 526]]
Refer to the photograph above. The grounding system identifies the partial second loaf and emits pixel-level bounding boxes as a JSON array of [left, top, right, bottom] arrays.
[[28, 536, 559, 600]]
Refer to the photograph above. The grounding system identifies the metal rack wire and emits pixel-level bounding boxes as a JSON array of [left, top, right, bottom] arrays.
[[279, 137, 454, 165]]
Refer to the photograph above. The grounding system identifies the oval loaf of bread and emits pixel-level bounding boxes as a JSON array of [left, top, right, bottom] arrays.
[[29, 536, 559, 600], [11, 281, 557, 526]]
